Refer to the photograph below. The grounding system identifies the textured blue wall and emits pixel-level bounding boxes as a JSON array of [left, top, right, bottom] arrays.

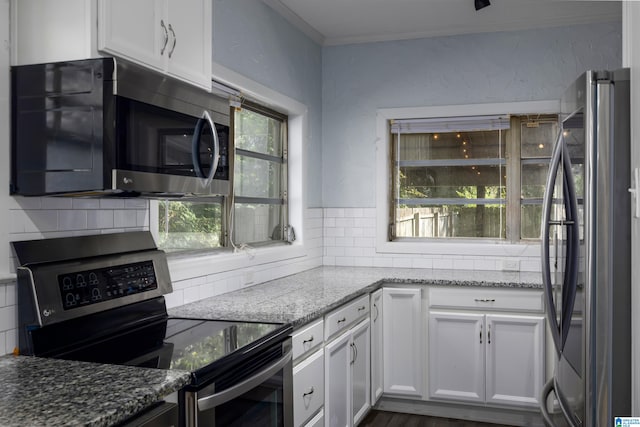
[[212, 0, 323, 207], [322, 22, 622, 207]]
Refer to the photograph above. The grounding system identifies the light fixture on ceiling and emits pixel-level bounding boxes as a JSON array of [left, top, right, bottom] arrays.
[[475, 0, 491, 11]]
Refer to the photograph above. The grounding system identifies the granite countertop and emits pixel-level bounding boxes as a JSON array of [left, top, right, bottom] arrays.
[[0, 355, 191, 427], [169, 266, 543, 328]]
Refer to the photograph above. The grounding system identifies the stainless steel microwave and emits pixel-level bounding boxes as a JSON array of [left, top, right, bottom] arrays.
[[11, 57, 231, 197]]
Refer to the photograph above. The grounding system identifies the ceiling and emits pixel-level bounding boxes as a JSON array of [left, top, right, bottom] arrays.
[[262, 0, 622, 46]]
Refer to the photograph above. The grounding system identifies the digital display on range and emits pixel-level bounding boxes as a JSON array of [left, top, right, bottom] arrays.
[[58, 261, 158, 310]]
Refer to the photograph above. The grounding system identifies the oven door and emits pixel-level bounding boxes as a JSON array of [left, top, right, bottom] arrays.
[[113, 96, 231, 196], [185, 340, 293, 427]]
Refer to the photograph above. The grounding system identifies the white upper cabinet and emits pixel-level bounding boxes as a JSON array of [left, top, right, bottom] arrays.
[[97, 0, 162, 71], [11, 0, 212, 90]]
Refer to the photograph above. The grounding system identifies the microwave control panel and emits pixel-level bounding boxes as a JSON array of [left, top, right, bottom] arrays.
[[57, 261, 158, 310]]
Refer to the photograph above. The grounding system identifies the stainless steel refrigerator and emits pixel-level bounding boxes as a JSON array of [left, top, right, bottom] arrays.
[[539, 69, 631, 427]]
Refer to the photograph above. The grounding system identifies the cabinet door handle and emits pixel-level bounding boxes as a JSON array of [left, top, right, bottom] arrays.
[[168, 24, 177, 58], [302, 336, 314, 345], [488, 324, 491, 344], [353, 342, 358, 363], [479, 324, 483, 344], [160, 20, 169, 55], [357, 306, 366, 312], [474, 298, 496, 303], [350, 343, 355, 364], [337, 317, 346, 324], [373, 303, 379, 322], [303, 387, 315, 397]]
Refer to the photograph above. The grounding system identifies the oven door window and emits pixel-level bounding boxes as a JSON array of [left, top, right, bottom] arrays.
[[196, 344, 292, 427], [116, 97, 229, 180]]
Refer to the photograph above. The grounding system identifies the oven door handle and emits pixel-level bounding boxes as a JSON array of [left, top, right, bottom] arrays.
[[197, 348, 292, 411]]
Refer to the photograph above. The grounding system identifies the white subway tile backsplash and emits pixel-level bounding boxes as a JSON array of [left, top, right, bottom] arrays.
[[0, 285, 5, 307], [0, 306, 16, 332], [87, 210, 114, 229], [0, 331, 5, 356], [99, 199, 126, 209], [24, 210, 58, 232], [72, 199, 101, 210], [322, 207, 541, 272], [59, 210, 88, 231], [114, 210, 139, 228], [5, 329, 16, 354], [325, 208, 345, 218], [41, 198, 73, 209]]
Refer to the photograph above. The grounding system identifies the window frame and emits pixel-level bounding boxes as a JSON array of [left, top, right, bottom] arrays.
[[230, 100, 289, 247], [375, 100, 559, 257]]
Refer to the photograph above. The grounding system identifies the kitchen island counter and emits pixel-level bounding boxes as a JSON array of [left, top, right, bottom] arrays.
[[169, 266, 542, 328], [0, 355, 191, 427]]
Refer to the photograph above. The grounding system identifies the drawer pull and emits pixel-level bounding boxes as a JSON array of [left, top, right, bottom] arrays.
[[474, 298, 496, 303], [303, 387, 315, 397], [337, 317, 347, 324], [302, 336, 314, 345], [357, 306, 366, 312]]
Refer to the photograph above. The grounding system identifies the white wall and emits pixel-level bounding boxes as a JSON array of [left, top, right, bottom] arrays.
[[321, 22, 623, 208], [213, 0, 323, 208]]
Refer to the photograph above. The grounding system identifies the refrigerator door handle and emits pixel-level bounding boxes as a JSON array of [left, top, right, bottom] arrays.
[[541, 131, 564, 356], [559, 141, 580, 350]]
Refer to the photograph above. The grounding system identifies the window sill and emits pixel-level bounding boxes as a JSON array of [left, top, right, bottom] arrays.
[[376, 239, 541, 257], [166, 243, 307, 282]]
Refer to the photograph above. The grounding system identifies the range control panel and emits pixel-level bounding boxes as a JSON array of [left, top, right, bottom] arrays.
[[58, 261, 158, 310]]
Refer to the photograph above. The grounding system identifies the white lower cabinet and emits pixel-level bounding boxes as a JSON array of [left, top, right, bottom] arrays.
[[293, 349, 325, 427], [325, 318, 370, 427], [292, 319, 325, 427], [382, 287, 423, 398], [370, 289, 383, 405], [429, 311, 545, 408]]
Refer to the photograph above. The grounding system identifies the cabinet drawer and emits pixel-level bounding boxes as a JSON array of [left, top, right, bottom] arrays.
[[325, 294, 370, 340], [429, 287, 544, 312], [293, 349, 324, 427], [292, 319, 324, 361]]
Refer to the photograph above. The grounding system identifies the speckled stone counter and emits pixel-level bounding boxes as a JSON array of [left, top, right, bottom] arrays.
[[0, 355, 191, 427], [169, 266, 542, 328]]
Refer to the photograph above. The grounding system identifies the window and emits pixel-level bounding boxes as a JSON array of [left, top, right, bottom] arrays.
[[156, 101, 288, 253], [232, 102, 288, 246], [389, 114, 558, 242]]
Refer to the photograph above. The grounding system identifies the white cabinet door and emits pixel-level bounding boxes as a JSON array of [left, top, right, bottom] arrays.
[[325, 330, 351, 427], [428, 311, 485, 403], [485, 315, 545, 407], [166, 0, 211, 87], [351, 319, 370, 426], [382, 288, 423, 397], [370, 289, 383, 404], [98, 0, 162, 71]]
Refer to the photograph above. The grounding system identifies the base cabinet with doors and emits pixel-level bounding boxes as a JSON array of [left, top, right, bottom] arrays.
[[11, 0, 212, 89], [428, 287, 545, 408], [382, 287, 423, 398], [324, 295, 371, 427]]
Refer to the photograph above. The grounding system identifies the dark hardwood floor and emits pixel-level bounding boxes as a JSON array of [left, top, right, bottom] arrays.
[[359, 410, 517, 427]]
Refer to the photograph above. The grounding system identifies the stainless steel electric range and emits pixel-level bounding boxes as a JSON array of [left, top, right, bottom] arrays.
[[13, 232, 293, 427]]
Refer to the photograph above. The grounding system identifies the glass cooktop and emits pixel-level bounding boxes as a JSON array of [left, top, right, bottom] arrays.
[[55, 317, 290, 385]]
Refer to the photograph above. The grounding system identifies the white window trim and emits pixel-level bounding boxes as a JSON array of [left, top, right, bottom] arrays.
[[151, 62, 308, 281], [375, 100, 559, 257]]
